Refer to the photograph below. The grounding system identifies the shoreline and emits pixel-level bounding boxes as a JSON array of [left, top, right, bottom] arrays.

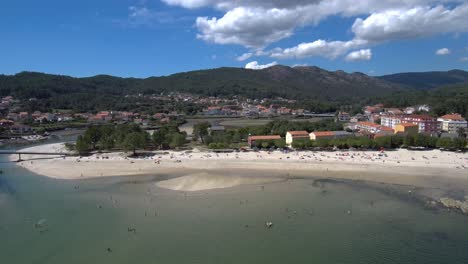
[[10, 142, 468, 187], [10, 142, 468, 214]]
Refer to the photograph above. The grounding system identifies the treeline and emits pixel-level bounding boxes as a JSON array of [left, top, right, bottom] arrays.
[[376, 83, 468, 118], [192, 119, 343, 149], [250, 119, 344, 137], [0, 67, 397, 113], [74, 123, 187, 155], [192, 122, 249, 149], [251, 134, 466, 151], [20, 94, 203, 115]]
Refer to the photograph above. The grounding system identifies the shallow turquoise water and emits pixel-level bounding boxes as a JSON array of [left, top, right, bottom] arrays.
[[1, 158, 468, 264]]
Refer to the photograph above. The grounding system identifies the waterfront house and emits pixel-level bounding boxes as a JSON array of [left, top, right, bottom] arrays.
[[310, 131, 352, 141], [248, 135, 281, 147], [356, 122, 394, 135], [437, 113, 467, 134], [286, 131, 310, 146], [394, 123, 419, 135]]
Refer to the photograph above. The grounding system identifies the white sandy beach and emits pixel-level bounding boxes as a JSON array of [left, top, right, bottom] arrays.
[[10, 143, 468, 192]]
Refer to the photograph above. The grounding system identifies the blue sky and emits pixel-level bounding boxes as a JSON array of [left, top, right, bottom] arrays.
[[1, 0, 468, 77]]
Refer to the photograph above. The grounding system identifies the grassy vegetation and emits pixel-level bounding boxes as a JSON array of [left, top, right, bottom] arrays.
[[31, 121, 88, 133]]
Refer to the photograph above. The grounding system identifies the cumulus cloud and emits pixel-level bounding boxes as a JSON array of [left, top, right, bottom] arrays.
[[161, 0, 468, 60], [271, 39, 367, 59], [345, 49, 373, 62], [436, 48, 451, 55], [351, 5, 468, 43], [245, 61, 278, 70], [195, 7, 303, 48], [162, 0, 322, 10], [236, 52, 253, 61]]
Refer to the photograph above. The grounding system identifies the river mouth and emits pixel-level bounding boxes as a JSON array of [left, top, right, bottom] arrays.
[[2, 166, 468, 264], [156, 172, 284, 191]]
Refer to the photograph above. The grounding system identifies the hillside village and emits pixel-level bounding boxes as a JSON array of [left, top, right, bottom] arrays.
[[0, 92, 466, 150]]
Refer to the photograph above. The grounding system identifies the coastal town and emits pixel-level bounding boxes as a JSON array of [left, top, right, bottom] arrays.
[[4, 1, 468, 263], [0, 94, 466, 151]]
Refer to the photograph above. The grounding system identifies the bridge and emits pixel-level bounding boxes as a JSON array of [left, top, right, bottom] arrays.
[[0, 151, 74, 162]]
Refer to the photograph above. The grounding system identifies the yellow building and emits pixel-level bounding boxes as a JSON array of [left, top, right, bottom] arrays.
[[394, 123, 418, 135]]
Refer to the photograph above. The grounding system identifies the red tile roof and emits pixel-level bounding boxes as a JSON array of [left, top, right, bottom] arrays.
[[287, 131, 309, 136], [248, 135, 282, 140], [439, 113, 465, 121], [357, 121, 380, 128], [311, 131, 335, 136]]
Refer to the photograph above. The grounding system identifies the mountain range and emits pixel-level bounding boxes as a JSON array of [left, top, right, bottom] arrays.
[[378, 69, 468, 90], [0, 66, 467, 102]]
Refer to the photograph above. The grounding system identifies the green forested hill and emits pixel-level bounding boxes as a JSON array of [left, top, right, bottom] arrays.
[[378, 83, 468, 118], [0, 65, 401, 104], [4, 65, 466, 115], [378, 70, 468, 90]]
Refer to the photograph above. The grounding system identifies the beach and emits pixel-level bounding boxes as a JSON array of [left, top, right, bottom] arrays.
[[4, 143, 468, 263], [11, 143, 468, 193]]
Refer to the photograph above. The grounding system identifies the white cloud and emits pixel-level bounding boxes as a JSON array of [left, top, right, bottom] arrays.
[[436, 48, 451, 55], [351, 5, 468, 43], [271, 39, 367, 59], [345, 49, 373, 62], [162, 0, 215, 9], [161, 0, 468, 61], [162, 0, 322, 10], [245, 61, 278, 70], [460, 57, 468, 62], [124, 6, 182, 26], [195, 7, 302, 48], [236, 52, 253, 61]]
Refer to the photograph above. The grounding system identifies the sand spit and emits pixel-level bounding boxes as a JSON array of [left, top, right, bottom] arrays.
[[10, 143, 468, 191], [156, 172, 283, 191]]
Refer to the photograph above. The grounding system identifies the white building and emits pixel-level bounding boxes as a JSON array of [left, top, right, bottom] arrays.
[[437, 114, 467, 134], [380, 115, 402, 129], [285, 131, 310, 146]]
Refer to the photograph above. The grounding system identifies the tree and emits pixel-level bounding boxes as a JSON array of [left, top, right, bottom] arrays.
[[152, 129, 167, 149], [193, 122, 210, 143], [83, 126, 101, 150], [453, 138, 467, 150], [123, 132, 148, 155], [374, 136, 392, 149], [169, 133, 186, 149], [292, 140, 304, 149], [315, 138, 331, 148], [292, 139, 312, 150], [98, 124, 116, 150], [404, 134, 415, 147], [75, 135, 90, 155], [208, 143, 218, 149], [273, 139, 286, 149], [457, 127, 467, 139], [437, 137, 454, 149]]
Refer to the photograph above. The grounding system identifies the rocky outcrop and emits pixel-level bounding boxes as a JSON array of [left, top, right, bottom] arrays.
[[440, 197, 468, 214]]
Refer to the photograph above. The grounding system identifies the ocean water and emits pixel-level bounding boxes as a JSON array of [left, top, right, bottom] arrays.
[[1, 157, 468, 264]]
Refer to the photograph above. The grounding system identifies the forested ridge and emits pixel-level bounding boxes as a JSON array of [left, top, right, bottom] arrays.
[[0, 66, 467, 116]]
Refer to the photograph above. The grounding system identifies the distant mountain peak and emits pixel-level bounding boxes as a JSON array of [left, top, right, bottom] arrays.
[[378, 69, 468, 90]]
